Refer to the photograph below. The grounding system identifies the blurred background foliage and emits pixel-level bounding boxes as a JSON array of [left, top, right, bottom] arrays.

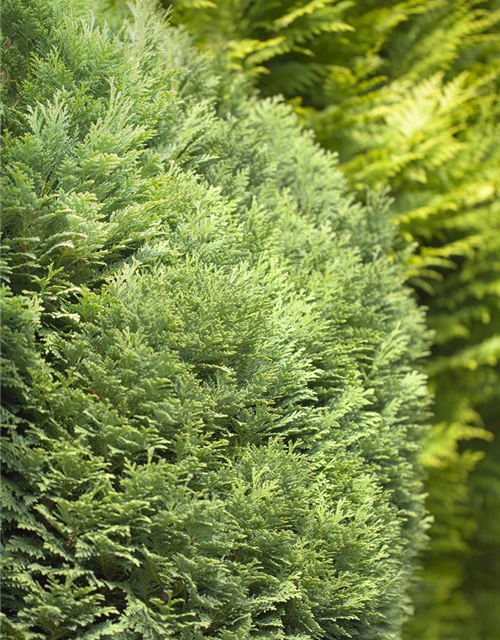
[[156, 1, 500, 638]]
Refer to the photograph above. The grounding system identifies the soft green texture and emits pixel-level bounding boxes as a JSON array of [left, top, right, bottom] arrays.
[[160, 1, 500, 637], [0, 1, 429, 638]]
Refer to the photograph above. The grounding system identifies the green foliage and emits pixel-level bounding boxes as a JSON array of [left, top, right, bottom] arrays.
[[161, 0, 500, 637], [0, 0, 430, 637], [464, 430, 500, 640]]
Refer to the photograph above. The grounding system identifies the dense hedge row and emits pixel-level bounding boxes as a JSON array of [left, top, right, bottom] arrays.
[[0, 1, 430, 638]]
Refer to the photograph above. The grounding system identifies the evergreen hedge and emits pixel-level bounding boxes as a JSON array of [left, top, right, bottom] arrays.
[[1, 0, 429, 637], [160, 1, 500, 637]]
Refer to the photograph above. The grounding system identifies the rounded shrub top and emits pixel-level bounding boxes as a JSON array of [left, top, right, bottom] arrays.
[[1, 1, 429, 638]]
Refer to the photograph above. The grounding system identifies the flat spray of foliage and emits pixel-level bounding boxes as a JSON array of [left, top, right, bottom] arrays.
[[0, 0, 432, 638], [161, 1, 500, 638]]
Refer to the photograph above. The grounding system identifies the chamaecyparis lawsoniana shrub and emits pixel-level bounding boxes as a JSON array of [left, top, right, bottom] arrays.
[[1, 0, 430, 637]]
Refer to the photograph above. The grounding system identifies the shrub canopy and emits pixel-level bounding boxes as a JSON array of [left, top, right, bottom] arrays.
[[1, 1, 429, 638]]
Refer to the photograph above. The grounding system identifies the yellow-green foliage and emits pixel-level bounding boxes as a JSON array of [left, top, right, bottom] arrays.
[[161, 1, 500, 638]]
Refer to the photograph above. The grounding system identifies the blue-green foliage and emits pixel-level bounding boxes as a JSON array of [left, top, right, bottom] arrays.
[[1, 1, 429, 637]]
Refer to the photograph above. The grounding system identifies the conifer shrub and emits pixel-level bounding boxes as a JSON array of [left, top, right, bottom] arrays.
[[1, 1, 430, 637]]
